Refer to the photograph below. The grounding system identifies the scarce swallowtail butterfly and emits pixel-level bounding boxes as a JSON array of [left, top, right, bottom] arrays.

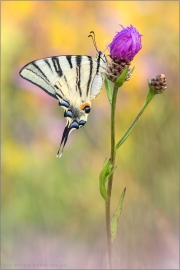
[[19, 32, 108, 158]]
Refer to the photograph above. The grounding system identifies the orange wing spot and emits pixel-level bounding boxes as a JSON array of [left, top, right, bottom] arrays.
[[80, 103, 90, 110]]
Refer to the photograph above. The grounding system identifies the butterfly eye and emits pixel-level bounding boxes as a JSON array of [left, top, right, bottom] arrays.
[[79, 120, 86, 126], [84, 106, 91, 114], [64, 110, 73, 118]]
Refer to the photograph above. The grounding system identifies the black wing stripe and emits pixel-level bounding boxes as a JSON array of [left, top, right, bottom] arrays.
[[32, 63, 49, 82], [44, 59, 53, 72], [76, 55, 83, 66], [66, 56, 73, 69], [56, 58, 63, 77], [55, 82, 64, 97], [76, 56, 82, 96], [86, 56, 93, 95], [52, 57, 63, 77], [64, 75, 70, 90], [55, 91, 63, 99], [96, 53, 101, 74], [20, 69, 58, 99]]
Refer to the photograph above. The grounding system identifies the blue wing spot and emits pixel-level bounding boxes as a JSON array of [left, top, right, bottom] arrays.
[[79, 120, 86, 126], [70, 121, 79, 129], [60, 100, 70, 108], [64, 110, 73, 118]]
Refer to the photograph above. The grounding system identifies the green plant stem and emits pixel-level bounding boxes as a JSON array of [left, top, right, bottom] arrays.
[[104, 77, 155, 268], [116, 94, 154, 150], [105, 85, 119, 269]]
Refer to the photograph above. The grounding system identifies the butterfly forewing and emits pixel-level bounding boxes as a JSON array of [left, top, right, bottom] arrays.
[[20, 61, 58, 99], [20, 55, 98, 100], [55, 63, 97, 102]]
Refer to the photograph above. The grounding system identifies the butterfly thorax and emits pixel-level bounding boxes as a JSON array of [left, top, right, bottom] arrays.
[[96, 51, 107, 74]]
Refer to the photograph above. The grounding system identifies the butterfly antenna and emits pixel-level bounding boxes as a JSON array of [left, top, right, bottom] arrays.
[[88, 31, 98, 52]]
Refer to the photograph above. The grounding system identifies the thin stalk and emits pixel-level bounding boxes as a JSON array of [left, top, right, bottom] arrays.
[[105, 85, 119, 269], [116, 94, 154, 150]]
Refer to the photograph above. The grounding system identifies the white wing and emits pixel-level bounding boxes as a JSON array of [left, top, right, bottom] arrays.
[[90, 73, 105, 100], [20, 53, 108, 157], [19, 55, 98, 101]]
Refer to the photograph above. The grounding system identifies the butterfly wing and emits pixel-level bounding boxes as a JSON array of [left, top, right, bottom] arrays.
[[53, 56, 98, 104], [19, 55, 97, 101], [19, 54, 107, 157], [19, 57, 58, 99]]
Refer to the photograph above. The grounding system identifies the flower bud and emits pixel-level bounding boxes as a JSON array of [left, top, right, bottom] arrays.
[[107, 57, 132, 83], [149, 74, 167, 94]]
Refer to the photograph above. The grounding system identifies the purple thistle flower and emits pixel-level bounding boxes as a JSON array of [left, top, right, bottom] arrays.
[[109, 25, 142, 61]]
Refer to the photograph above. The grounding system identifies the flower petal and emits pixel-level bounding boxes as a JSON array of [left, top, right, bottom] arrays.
[[109, 25, 142, 61]]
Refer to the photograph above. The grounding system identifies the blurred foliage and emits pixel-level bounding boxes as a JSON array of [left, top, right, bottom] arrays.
[[1, 1, 179, 269]]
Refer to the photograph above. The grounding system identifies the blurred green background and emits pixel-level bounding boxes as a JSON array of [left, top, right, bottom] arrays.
[[1, 1, 179, 269]]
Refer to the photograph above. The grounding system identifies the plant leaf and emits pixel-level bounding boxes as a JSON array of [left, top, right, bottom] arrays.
[[114, 68, 129, 89], [130, 66, 135, 76], [110, 187, 126, 242], [104, 166, 116, 184], [104, 75, 112, 104], [99, 159, 110, 201], [99, 159, 114, 202]]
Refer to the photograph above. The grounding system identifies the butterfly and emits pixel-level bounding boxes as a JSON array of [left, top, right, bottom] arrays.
[[19, 32, 108, 157]]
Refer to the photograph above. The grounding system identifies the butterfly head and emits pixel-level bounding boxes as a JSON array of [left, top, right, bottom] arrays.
[[96, 51, 107, 67], [56, 102, 91, 158]]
